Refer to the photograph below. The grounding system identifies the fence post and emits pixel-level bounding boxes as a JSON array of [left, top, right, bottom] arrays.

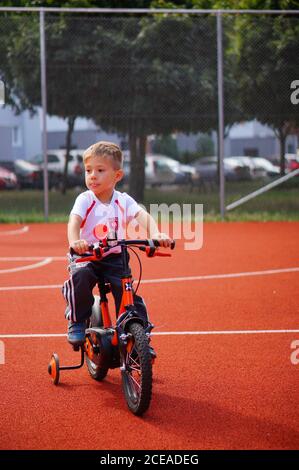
[[217, 10, 225, 219], [39, 9, 49, 221], [0, 79, 5, 105]]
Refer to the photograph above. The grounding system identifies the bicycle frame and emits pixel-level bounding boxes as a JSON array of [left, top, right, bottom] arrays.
[[92, 242, 153, 349]]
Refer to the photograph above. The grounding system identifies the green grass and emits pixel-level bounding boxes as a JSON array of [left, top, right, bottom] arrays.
[[0, 179, 298, 223]]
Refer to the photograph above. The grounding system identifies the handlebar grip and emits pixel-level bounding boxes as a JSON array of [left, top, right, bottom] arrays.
[[153, 239, 175, 249], [70, 245, 94, 256]]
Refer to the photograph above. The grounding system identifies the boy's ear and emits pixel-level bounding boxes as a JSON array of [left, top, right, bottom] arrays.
[[115, 169, 124, 183]]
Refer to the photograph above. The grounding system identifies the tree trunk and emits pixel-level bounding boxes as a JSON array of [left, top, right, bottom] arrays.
[[61, 116, 76, 195], [275, 123, 293, 177], [129, 131, 146, 202]]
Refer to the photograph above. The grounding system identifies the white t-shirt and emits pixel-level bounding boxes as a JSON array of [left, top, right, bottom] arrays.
[[70, 190, 141, 254]]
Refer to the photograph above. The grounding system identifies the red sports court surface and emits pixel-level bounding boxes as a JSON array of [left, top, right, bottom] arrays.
[[0, 222, 298, 450]]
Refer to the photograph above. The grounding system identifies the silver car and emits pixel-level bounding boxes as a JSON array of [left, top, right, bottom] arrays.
[[122, 154, 196, 187]]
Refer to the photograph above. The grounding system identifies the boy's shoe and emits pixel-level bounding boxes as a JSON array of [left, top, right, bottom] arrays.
[[67, 321, 86, 345]]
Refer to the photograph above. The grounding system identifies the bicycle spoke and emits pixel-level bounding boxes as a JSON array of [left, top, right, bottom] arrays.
[[128, 372, 141, 392]]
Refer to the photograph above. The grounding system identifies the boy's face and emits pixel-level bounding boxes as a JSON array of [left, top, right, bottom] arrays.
[[84, 155, 123, 201]]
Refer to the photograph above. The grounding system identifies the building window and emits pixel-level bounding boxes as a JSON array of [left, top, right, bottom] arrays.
[[287, 143, 295, 154], [12, 126, 22, 147], [244, 147, 258, 157]]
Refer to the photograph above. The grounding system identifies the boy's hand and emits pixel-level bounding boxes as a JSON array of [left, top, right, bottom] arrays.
[[152, 232, 173, 248], [70, 239, 89, 255]]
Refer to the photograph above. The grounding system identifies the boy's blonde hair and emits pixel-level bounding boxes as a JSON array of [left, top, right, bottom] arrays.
[[83, 141, 123, 170]]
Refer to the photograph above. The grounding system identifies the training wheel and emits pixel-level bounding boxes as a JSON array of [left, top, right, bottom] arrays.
[[48, 353, 60, 385]]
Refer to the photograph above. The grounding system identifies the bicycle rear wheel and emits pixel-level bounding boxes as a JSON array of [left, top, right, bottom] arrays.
[[121, 322, 152, 416]]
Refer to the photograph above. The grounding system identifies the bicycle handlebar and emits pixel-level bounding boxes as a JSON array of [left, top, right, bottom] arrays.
[[71, 238, 175, 262], [116, 239, 175, 250]]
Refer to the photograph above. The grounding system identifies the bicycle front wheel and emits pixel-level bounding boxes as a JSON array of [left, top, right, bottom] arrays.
[[121, 322, 152, 416], [86, 296, 109, 381]]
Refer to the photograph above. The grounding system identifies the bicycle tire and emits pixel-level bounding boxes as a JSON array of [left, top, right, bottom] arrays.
[[121, 322, 152, 416], [86, 296, 109, 381]]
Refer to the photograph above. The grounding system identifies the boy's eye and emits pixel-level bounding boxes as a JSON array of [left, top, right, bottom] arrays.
[[85, 168, 105, 173]]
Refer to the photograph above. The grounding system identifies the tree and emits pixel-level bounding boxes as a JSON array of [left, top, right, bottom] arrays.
[[201, 0, 299, 174], [189, 0, 299, 177], [0, 6, 100, 192], [152, 135, 179, 159], [88, 13, 219, 200], [236, 13, 299, 174]]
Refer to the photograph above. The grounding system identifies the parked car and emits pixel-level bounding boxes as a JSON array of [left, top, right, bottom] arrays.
[[192, 157, 217, 183], [193, 156, 252, 183], [228, 156, 280, 179], [30, 149, 84, 187], [227, 156, 264, 180], [224, 157, 253, 181], [251, 158, 280, 178], [14, 159, 45, 189], [0, 165, 18, 189], [0, 159, 44, 188], [147, 155, 197, 185], [0, 159, 58, 189], [268, 153, 299, 174], [122, 153, 197, 187], [284, 154, 299, 173]]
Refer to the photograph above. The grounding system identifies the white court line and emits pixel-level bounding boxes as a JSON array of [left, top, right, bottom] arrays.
[[0, 329, 299, 339], [0, 256, 65, 261], [0, 257, 52, 274], [141, 267, 299, 284], [0, 226, 29, 236], [0, 284, 61, 291], [0, 265, 298, 291]]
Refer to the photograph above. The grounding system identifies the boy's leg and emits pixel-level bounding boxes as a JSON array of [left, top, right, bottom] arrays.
[[62, 262, 98, 344]]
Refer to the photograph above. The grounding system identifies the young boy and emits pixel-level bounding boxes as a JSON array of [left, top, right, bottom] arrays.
[[63, 141, 171, 346]]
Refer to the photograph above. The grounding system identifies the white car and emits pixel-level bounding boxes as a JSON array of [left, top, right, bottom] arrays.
[[224, 157, 253, 180], [31, 150, 84, 186], [123, 153, 197, 186], [227, 156, 280, 179], [251, 158, 280, 178]]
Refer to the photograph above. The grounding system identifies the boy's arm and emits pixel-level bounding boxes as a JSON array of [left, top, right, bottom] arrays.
[[135, 208, 172, 248], [68, 214, 89, 254]]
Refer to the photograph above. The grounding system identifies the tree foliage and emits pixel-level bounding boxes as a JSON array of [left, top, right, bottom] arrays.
[[1, 0, 298, 199], [235, 13, 299, 173]]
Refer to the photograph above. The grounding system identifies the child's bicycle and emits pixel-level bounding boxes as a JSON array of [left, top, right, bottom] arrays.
[[48, 236, 175, 416]]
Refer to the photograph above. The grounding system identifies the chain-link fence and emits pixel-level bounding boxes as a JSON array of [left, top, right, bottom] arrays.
[[0, 8, 298, 220]]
